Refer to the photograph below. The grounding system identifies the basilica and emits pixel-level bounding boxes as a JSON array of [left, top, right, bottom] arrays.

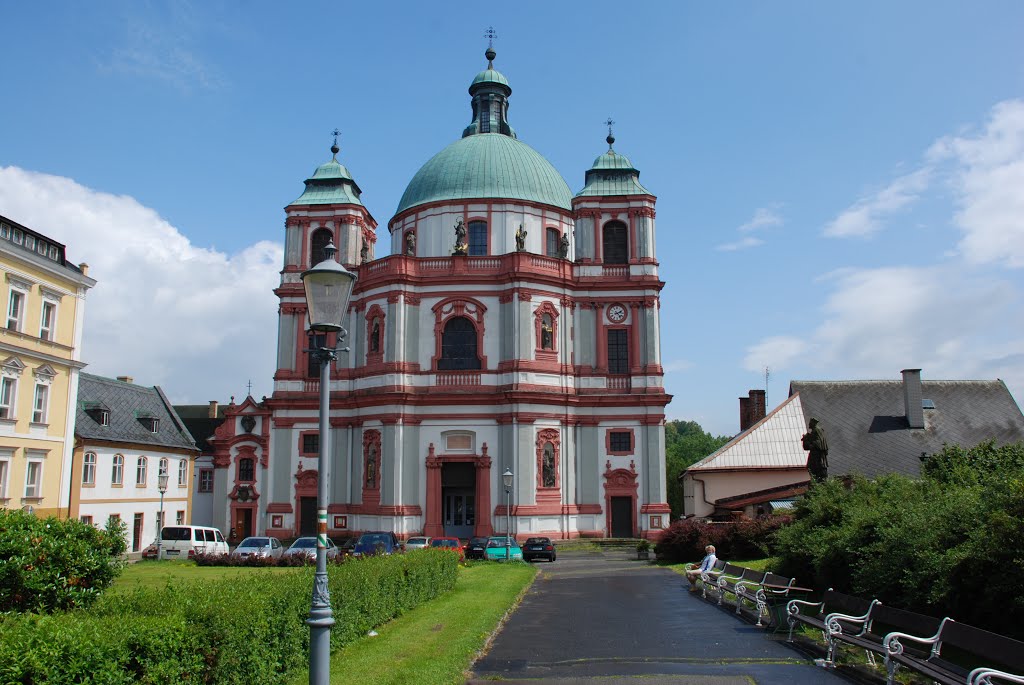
[[198, 47, 671, 541]]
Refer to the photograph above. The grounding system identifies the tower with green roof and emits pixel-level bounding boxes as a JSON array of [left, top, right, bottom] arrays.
[[250, 45, 670, 545]]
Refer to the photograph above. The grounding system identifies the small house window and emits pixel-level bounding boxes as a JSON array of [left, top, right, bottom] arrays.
[[139, 416, 159, 433], [238, 457, 255, 482], [178, 459, 188, 487], [468, 221, 487, 256], [609, 431, 631, 452], [112, 454, 124, 485], [546, 228, 560, 257], [82, 452, 97, 485], [136, 456, 148, 486], [198, 469, 214, 493], [302, 433, 319, 456]]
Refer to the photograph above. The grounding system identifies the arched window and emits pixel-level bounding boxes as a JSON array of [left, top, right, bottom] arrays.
[[136, 456, 148, 486], [178, 459, 188, 487], [112, 454, 124, 485], [310, 228, 333, 266], [602, 221, 628, 264], [239, 457, 255, 482], [438, 317, 481, 370], [82, 452, 96, 485], [542, 443, 555, 488], [159, 457, 168, 478], [545, 228, 560, 257], [468, 220, 487, 256]]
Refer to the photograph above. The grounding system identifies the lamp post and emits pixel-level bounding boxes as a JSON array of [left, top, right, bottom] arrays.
[[502, 468, 513, 560], [300, 241, 356, 685], [157, 471, 168, 559]]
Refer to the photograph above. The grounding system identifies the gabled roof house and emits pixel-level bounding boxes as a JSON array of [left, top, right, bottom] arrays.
[[681, 369, 1024, 519]]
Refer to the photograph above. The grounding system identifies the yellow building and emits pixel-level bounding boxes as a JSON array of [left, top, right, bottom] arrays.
[[1, 214, 95, 518]]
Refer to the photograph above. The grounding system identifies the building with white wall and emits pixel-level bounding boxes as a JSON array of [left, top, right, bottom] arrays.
[[208, 47, 672, 540]]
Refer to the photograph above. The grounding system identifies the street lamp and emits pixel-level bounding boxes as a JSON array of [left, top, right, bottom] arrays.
[[502, 468, 513, 560], [157, 470, 168, 559], [300, 241, 356, 685]]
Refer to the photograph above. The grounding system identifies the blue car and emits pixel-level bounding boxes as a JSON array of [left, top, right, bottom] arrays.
[[352, 531, 401, 557]]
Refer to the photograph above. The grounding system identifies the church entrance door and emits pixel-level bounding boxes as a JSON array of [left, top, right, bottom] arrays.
[[441, 462, 475, 539], [299, 496, 317, 536], [610, 496, 633, 538]]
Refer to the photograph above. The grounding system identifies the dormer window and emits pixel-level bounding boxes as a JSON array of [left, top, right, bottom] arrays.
[[139, 416, 159, 433], [84, 402, 110, 426], [99, 410, 110, 426]]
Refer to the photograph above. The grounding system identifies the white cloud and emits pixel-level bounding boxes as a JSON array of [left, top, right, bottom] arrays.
[[824, 168, 931, 238], [738, 206, 784, 233], [744, 264, 1024, 389], [0, 166, 281, 403], [716, 205, 782, 251], [716, 236, 764, 252], [742, 336, 809, 373], [930, 99, 1024, 268]]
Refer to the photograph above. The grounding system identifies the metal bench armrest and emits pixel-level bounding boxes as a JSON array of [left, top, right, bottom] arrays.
[[882, 618, 950, 658], [969, 667, 1024, 685], [824, 599, 879, 637], [787, 598, 824, 618]]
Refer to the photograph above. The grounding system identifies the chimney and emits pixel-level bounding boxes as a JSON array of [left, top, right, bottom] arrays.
[[116, 375, 134, 384], [902, 368, 924, 429], [739, 389, 767, 431], [208, 400, 219, 418], [79, 262, 89, 277]]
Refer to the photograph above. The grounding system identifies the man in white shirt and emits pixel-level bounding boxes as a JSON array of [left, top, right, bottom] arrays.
[[686, 545, 717, 592]]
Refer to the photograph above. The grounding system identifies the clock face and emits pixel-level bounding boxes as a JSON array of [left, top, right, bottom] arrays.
[[607, 304, 627, 323]]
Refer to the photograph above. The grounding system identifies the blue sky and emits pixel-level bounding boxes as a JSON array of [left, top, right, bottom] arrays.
[[2, 2, 1023, 437]]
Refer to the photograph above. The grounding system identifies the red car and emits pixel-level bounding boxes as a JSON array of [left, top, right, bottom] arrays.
[[429, 536, 465, 561]]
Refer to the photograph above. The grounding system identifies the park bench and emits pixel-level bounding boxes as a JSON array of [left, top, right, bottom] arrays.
[[826, 601, 941, 669], [713, 566, 768, 608], [786, 589, 877, 663], [883, 617, 1024, 685], [734, 572, 806, 627], [699, 561, 739, 600], [688, 558, 726, 596]]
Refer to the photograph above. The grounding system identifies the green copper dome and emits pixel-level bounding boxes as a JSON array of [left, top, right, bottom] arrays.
[[396, 134, 573, 215], [576, 147, 652, 198], [291, 151, 364, 206], [470, 68, 510, 90]]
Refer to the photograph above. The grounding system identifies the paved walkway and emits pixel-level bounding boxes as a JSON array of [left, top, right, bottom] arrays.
[[469, 547, 849, 685]]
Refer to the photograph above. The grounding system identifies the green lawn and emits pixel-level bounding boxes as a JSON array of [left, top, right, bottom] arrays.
[[290, 561, 538, 685], [112, 560, 298, 590]]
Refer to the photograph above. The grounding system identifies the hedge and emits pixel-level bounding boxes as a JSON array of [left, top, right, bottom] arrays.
[[0, 549, 458, 684], [655, 515, 790, 563]]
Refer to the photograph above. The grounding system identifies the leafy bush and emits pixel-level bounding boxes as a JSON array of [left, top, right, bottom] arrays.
[[774, 443, 1024, 640], [0, 549, 459, 684], [655, 515, 790, 563], [0, 510, 126, 613]]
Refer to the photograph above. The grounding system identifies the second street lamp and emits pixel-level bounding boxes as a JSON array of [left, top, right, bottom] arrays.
[[300, 241, 356, 685], [157, 470, 168, 560], [502, 468, 513, 560]]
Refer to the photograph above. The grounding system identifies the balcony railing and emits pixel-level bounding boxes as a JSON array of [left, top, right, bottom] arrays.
[[435, 371, 482, 387]]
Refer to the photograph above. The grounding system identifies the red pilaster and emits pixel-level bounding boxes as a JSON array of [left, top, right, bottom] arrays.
[[474, 445, 493, 537], [594, 303, 606, 372], [630, 302, 642, 373], [424, 445, 444, 537]]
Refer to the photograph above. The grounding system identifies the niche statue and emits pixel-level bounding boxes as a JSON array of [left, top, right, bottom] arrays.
[[453, 218, 467, 255], [515, 224, 527, 251]]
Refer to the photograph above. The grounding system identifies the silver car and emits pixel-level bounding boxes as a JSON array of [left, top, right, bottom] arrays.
[[404, 536, 431, 551], [283, 536, 340, 560], [231, 536, 284, 560]]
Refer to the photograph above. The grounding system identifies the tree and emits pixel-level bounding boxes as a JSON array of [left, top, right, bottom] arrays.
[[665, 420, 731, 519]]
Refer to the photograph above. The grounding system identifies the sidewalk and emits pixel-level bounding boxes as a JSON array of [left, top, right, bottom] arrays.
[[469, 548, 849, 684]]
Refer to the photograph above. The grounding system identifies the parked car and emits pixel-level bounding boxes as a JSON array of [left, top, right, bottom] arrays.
[[352, 531, 401, 557], [523, 536, 556, 562], [404, 536, 431, 551], [484, 536, 523, 561], [231, 536, 284, 560], [464, 536, 489, 560], [283, 536, 340, 560], [429, 536, 464, 561], [159, 525, 229, 560], [141, 542, 159, 560], [337, 537, 357, 557]]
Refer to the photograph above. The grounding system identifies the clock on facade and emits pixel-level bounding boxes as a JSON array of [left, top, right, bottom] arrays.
[[607, 304, 627, 323]]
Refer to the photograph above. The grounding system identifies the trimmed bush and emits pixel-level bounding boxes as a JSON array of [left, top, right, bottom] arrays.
[[655, 515, 790, 562], [0, 549, 458, 684], [0, 510, 126, 613]]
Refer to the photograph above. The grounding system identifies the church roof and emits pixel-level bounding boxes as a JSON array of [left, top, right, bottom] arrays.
[[291, 148, 364, 207], [396, 132, 573, 215], [576, 146, 652, 198], [470, 67, 510, 90]]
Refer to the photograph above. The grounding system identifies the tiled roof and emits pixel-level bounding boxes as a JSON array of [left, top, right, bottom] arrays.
[[688, 393, 809, 471], [790, 379, 1024, 478], [75, 373, 197, 452]]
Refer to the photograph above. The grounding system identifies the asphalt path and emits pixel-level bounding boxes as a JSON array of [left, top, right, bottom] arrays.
[[468, 547, 850, 685]]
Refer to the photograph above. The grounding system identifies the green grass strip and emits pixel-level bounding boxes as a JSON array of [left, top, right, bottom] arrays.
[[289, 562, 537, 685], [111, 560, 297, 590]]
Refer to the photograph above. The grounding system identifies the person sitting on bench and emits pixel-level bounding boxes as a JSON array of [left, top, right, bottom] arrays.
[[686, 545, 717, 592]]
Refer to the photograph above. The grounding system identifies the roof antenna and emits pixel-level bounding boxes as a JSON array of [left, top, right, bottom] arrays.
[[604, 118, 616, 151], [484, 26, 498, 67], [330, 128, 341, 159], [764, 366, 771, 408]]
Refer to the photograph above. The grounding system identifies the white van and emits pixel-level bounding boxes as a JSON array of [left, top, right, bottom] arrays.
[[158, 525, 229, 560]]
